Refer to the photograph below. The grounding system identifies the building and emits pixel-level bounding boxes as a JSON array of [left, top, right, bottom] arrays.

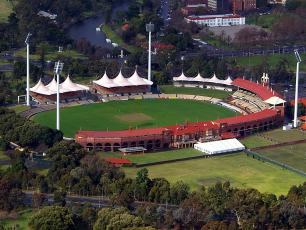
[[93, 70, 153, 96], [181, 0, 209, 15], [30, 76, 89, 103], [208, 0, 231, 12], [233, 0, 256, 11], [37, 11, 57, 20], [186, 0, 208, 7], [269, 0, 286, 5], [185, 14, 245, 26]]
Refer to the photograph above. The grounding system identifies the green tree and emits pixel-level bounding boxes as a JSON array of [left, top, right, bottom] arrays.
[[29, 206, 76, 230]]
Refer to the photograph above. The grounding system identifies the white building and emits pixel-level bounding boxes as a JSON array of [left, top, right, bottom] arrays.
[[185, 14, 245, 27]]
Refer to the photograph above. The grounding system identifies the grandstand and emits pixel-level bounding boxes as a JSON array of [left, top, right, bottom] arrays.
[[76, 76, 285, 152], [93, 69, 153, 96], [30, 76, 90, 104]]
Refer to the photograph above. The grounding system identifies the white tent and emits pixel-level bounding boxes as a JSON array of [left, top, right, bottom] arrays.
[[61, 75, 89, 91], [93, 72, 118, 88], [113, 70, 132, 87], [264, 96, 286, 106], [193, 72, 206, 82], [30, 79, 54, 95], [173, 71, 190, 82], [194, 138, 245, 155], [30, 76, 89, 95], [128, 70, 153, 86]]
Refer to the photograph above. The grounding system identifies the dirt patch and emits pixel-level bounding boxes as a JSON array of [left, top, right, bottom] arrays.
[[116, 113, 153, 123]]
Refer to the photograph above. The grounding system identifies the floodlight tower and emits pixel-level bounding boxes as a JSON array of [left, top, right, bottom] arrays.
[[293, 49, 302, 128], [146, 22, 154, 82], [25, 33, 32, 106], [54, 61, 64, 130]]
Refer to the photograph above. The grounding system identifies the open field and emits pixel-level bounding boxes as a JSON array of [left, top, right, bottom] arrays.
[[259, 129, 306, 143], [240, 135, 275, 149], [246, 13, 285, 29], [0, 0, 13, 22], [258, 143, 306, 173], [34, 99, 236, 137], [8, 105, 29, 114], [124, 152, 305, 195], [14, 44, 87, 61], [228, 53, 306, 72], [101, 25, 141, 53], [98, 148, 203, 164], [1, 210, 33, 230], [240, 129, 305, 148], [159, 85, 232, 99]]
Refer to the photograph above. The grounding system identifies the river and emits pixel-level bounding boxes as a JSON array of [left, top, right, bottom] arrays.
[[68, 3, 129, 48]]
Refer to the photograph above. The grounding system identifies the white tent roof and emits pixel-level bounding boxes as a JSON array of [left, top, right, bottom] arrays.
[[264, 96, 286, 105], [193, 73, 206, 82], [173, 72, 190, 82], [61, 75, 89, 91], [223, 76, 233, 85], [194, 138, 245, 155], [30, 79, 54, 95], [129, 70, 153, 86], [93, 72, 118, 88], [30, 76, 89, 95], [113, 70, 132, 87]]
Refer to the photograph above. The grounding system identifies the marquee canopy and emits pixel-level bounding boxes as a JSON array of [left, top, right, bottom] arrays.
[[30, 76, 89, 95], [173, 73, 232, 86], [194, 138, 245, 155], [93, 69, 153, 88]]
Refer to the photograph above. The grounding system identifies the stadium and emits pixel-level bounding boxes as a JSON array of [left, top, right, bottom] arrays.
[[31, 71, 286, 153]]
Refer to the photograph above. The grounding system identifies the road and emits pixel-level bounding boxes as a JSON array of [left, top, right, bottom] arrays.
[[23, 191, 179, 209], [184, 44, 306, 59]]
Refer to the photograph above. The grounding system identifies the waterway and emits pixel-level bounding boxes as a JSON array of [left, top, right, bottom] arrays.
[[68, 3, 129, 48]]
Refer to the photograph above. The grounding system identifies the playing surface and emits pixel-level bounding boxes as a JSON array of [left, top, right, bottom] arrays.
[[0, 0, 13, 22], [124, 152, 305, 196], [34, 99, 236, 137], [258, 143, 306, 173]]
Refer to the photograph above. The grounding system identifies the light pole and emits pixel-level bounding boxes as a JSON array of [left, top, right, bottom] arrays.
[[293, 49, 302, 128], [25, 33, 32, 106], [146, 22, 154, 83], [54, 61, 64, 130]]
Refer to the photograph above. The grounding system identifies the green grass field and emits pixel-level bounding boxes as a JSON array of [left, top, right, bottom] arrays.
[[8, 105, 29, 114], [0, 0, 13, 22], [159, 85, 232, 99], [101, 25, 141, 53], [246, 13, 285, 29], [240, 135, 275, 149], [1, 210, 33, 230], [124, 152, 305, 195], [98, 148, 203, 164], [34, 99, 236, 137], [258, 143, 306, 173], [260, 129, 306, 143], [228, 53, 306, 72]]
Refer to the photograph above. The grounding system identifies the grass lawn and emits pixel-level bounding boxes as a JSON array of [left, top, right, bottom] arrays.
[[258, 143, 306, 173], [246, 13, 285, 29], [1, 209, 33, 230], [34, 99, 236, 137], [228, 53, 306, 72], [0, 150, 10, 161], [159, 85, 231, 99], [124, 152, 305, 196], [0, 0, 13, 22], [14, 45, 87, 61], [98, 148, 203, 164], [240, 135, 275, 149], [8, 104, 29, 114], [101, 25, 141, 53], [260, 129, 306, 143]]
